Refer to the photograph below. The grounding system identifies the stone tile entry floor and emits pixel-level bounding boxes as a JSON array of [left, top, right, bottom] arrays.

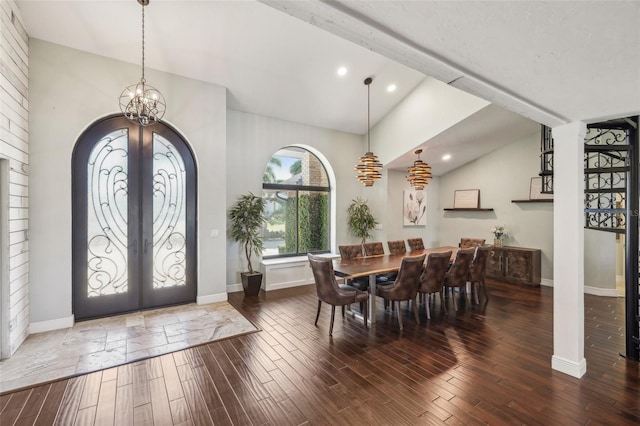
[[0, 301, 258, 393]]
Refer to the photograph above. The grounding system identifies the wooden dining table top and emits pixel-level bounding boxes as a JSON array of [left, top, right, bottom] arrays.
[[333, 246, 459, 279]]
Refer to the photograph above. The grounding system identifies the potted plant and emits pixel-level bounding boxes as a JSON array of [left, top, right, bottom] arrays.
[[228, 192, 267, 296], [347, 197, 378, 246]]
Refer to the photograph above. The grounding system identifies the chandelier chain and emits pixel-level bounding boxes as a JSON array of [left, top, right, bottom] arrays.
[[118, 0, 166, 126], [367, 81, 370, 151], [141, 2, 145, 82]]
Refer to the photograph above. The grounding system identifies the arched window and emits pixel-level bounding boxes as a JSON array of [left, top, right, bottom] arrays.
[[262, 147, 331, 258]]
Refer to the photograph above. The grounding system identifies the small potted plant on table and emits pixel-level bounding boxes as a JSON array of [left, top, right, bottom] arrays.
[[229, 192, 267, 296]]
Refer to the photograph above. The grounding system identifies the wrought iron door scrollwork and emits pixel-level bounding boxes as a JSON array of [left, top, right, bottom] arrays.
[[87, 130, 129, 296], [152, 134, 187, 288]]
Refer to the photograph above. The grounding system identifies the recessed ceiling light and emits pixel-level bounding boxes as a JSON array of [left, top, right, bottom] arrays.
[[337, 67, 348, 76], [387, 84, 397, 92], [442, 154, 451, 161]]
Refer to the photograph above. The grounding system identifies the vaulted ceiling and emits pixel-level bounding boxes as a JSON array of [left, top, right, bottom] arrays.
[[15, 1, 640, 175]]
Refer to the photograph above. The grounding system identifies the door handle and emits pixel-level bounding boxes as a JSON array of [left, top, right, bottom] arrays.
[[129, 239, 138, 255], [144, 238, 153, 254]]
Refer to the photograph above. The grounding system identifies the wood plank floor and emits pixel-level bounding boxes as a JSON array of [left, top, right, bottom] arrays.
[[1, 280, 638, 425]]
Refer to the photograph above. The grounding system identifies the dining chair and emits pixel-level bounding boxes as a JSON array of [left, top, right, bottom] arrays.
[[407, 238, 425, 251], [338, 244, 369, 291], [308, 254, 368, 336], [363, 241, 385, 256], [339, 244, 363, 260], [417, 251, 452, 319], [468, 246, 491, 303], [361, 241, 395, 286], [387, 240, 407, 255], [443, 247, 475, 311], [459, 238, 486, 248], [376, 254, 426, 330]]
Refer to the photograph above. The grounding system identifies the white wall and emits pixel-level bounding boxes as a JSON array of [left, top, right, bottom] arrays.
[[437, 131, 555, 280], [29, 39, 227, 324], [584, 229, 616, 295], [0, 0, 29, 356], [226, 110, 365, 287], [370, 77, 490, 164], [383, 170, 441, 248]]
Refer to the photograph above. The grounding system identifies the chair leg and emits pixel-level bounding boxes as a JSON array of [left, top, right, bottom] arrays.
[[473, 282, 480, 304], [363, 301, 368, 329], [463, 284, 469, 306], [439, 291, 448, 314], [396, 301, 403, 330], [315, 300, 322, 325], [482, 279, 489, 301], [453, 287, 458, 311], [412, 298, 420, 324], [342, 305, 345, 317], [329, 305, 336, 336], [425, 295, 431, 319]]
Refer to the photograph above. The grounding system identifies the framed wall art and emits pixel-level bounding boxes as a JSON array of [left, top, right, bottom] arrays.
[[453, 189, 480, 209], [403, 189, 426, 226], [529, 177, 554, 200]]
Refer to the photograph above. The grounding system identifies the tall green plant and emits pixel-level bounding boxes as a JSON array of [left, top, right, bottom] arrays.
[[347, 197, 378, 245], [228, 193, 267, 274]]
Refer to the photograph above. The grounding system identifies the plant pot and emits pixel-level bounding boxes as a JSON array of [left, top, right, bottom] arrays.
[[494, 238, 503, 247], [241, 272, 263, 296]]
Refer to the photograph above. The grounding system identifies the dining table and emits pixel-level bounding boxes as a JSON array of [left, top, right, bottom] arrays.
[[333, 246, 459, 323]]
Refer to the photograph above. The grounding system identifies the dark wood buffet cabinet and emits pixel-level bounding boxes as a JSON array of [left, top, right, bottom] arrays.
[[487, 246, 541, 286]]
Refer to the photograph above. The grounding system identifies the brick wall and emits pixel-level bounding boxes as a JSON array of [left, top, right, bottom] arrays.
[[0, 0, 29, 357]]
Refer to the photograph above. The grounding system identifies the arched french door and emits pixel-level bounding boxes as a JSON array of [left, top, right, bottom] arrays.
[[72, 115, 196, 320]]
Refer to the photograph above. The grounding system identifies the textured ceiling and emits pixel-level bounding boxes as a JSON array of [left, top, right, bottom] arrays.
[[15, 0, 639, 175]]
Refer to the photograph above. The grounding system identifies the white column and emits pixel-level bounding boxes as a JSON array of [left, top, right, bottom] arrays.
[[552, 121, 587, 378]]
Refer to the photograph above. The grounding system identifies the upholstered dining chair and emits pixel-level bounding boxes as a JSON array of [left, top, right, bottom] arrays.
[[417, 251, 452, 319], [459, 238, 486, 248], [363, 241, 385, 256], [376, 254, 426, 330], [361, 241, 395, 286], [443, 247, 475, 311], [308, 254, 368, 336], [468, 246, 491, 303], [407, 238, 425, 252], [387, 240, 407, 255], [339, 244, 363, 260], [338, 244, 369, 291]]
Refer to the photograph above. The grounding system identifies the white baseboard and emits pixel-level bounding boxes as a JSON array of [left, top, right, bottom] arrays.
[[226, 283, 244, 293], [196, 293, 228, 305], [29, 315, 74, 334], [540, 278, 554, 287], [551, 355, 586, 378], [584, 286, 618, 297], [265, 280, 313, 292]]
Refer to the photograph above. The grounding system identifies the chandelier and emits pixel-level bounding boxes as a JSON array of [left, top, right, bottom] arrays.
[[406, 149, 432, 190], [119, 0, 166, 126], [355, 77, 383, 186]]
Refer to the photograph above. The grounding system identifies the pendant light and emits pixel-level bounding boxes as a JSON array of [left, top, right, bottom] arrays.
[[406, 149, 432, 190], [119, 0, 166, 126], [355, 77, 383, 186]]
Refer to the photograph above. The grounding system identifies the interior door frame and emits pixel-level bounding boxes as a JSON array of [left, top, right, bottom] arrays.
[[72, 115, 197, 320]]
